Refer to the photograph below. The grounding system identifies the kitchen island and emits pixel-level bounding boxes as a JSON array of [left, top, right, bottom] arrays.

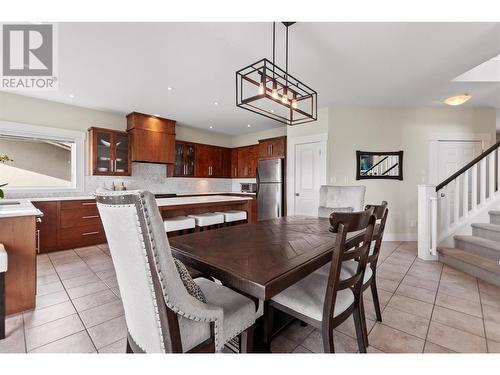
[[0, 200, 42, 314]]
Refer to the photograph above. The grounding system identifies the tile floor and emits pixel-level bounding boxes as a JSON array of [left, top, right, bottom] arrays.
[[1, 241, 500, 353]]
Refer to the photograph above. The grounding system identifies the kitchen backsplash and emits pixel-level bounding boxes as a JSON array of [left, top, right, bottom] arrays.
[[6, 162, 234, 199]]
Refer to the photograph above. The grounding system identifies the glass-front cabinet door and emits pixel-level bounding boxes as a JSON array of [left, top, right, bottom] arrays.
[[89, 127, 131, 176], [113, 133, 130, 175], [185, 144, 195, 176], [174, 143, 185, 176], [94, 130, 113, 174]]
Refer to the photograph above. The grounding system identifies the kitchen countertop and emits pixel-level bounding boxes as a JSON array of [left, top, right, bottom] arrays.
[[156, 195, 253, 207], [0, 199, 43, 219], [27, 192, 256, 202]]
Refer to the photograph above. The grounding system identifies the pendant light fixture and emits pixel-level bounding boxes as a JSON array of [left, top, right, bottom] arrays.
[[236, 22, 317, 126]]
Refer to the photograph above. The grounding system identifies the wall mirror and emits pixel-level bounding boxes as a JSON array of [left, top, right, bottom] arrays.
[[356, 150, 403, 180]]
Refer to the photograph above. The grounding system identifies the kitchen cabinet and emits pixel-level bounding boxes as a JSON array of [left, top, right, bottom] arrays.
[[258, 136, 286, 159], [172, 141, 196, 177], [230, 148, 239, 178], [33, 201, 58, 253], [89, 127, 131, 176], [126, 112, 176, 164], [194, 144, 231, 178], [236, 145, 258, 178]]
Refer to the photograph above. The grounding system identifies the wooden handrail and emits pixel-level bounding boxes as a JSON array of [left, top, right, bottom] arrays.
[[361, 156, 388, 175], [436, 140, 500, 192]]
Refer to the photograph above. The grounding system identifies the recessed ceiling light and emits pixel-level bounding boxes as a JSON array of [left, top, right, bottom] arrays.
[[214, 101, 219, 106], [444, 94, 471, 106], [247, 124, 251, 128], [167, 87, 173, 91], [69, 94, 75, 98], [209, 125, 213, 129]]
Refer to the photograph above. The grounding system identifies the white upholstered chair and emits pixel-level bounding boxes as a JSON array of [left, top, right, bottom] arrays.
[[317, 185, 366, 218], [95, 190, 259, 353], [0, 244, 7, 340]]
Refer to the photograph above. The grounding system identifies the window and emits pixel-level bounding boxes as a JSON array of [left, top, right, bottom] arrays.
[[0, 121, 85, 192]]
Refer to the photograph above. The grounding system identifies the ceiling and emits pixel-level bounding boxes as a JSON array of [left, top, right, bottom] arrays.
[[9, 22, 500, 135]]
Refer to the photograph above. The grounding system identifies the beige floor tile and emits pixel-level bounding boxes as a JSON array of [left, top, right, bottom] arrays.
[[23, 301, 76, 329], [35, 290, 69, 309], [53, 261, 88, 273], [102, 275, 118, 289], [401, 274, 439, 292], [30, 331, 95, 353], [37, 273, 60, 286], [48, 249, 77, 259], [87, 315, 127, 349], [301, 329, 359, 353], [423, 341, 455, 353], [364, 287, 393, 306], [335, 315, 376, 339], [488, 340, 500, 353], [438, 281, 480, 303], [280, 320, 314, 344], [376, 277, 400, 293], [386, 294, 433, 319], [25, 314, 85, 351], [435, 292, 482, 318], [96, 243, 110, 252], [58, 266, 95, 281], [95, 268, 116, 281], [379, 306, 430, 339], [382, 256, 413, 267], [36, 280, 65, 296], [0, 315, 26, 353], [395, 283, 436, 304], [427, 321, 487, 353], [367, 346, 384, 353], [36, 266, 57, 277], [378, 263, 410, 275], [482, 303, 500, 325], [376, 269, 406, 283], [74, 246, 105, 258], [50, 256, 82, 266], [480, 292, 500, 309], [431, 305, 485, 337], [270, 334, 299, 353], [62, 273, 101, 289], [79, 299, 124, 328], [71, 289, 119, 312], [478, 280, 500, 298], [484, 320, 500, 342], [88, 260, 114, 273], [406, 267, 440, 282], [292, 345, 313, 353], [368, 323, 424, 353], [111, 287, 121, 298], [67, 280, 109, 299], [98, 337, 127, 353]]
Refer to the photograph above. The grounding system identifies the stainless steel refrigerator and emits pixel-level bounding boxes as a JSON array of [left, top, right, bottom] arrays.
[[257, 159, 284, 221]]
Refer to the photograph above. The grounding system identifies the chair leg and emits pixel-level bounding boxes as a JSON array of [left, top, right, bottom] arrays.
[[370, 277, 383, 322], [0, 273, 5, 340], [358, 294, 369, 348], [322, 328, 335, 353], [263, 302, 274, 347], [239, 325, 254, 353], [126, 337, 134, 353], [353, 305, 367, 353]]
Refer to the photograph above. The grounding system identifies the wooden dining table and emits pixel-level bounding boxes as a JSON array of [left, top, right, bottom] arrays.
[[170, 215, 366, 351]]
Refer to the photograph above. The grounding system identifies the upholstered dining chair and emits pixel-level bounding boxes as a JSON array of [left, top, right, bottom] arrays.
[[317, 185, 366, 218], [95, 190, 259, 353], [268, 208, 376, 353]]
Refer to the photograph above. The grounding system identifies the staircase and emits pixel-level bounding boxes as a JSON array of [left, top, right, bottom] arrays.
[[418, 141, 500, 286]]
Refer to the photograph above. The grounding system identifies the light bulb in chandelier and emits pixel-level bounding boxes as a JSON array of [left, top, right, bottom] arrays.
[[281, 94, 289, 104], [291, 99, 298, 109], [271, 81, 279, 99], [258, 83, 265, 95]]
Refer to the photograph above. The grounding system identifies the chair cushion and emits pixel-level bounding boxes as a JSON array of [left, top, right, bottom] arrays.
[[315, 261, 373, 284], [215, 210, 247, 222], [173, 259, 207, 303], [178, 278, 259, 352], [0, 244, 7, 273], [188, 213, 224, 227], [164, 216, 196, 232], [271, 271, 354, 322]]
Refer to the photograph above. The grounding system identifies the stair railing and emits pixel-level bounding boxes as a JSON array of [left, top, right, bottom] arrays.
[[418, 141, 500, 260]]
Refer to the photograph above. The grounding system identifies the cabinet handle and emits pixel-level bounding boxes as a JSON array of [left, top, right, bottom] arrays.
[[234, 167, 237, 176], [82, 215, 99, 219], [114, 160, 117, 172], [82, 231, 99, 236], [109, 160, 113, 172], [82, 202, 97, 206], [36, 229, 40, 254], [271, 144, 273, 155]]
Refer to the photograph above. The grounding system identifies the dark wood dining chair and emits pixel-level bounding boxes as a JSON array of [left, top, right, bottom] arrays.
[[268, 208, 376, 353]]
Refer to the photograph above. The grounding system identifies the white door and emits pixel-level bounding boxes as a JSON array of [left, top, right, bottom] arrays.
[[437, 141, 482, 226], [294, 141, 323, 216]]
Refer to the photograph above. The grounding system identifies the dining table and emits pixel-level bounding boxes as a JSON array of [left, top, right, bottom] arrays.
[[170, 215, 366, 352]]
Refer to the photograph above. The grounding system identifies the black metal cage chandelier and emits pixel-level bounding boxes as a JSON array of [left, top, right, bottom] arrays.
[[236, 22, 317, 126]]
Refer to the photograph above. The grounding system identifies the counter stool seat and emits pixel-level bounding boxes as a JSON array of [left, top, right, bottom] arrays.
[[164, 216, 196, 233], [0, 244, 7, 340], [215, 210, 247, 223], [188, 213, 224, 227]]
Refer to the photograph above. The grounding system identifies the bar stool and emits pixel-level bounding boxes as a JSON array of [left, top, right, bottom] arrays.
[[0, 244, 7, 340], [188, 212, 224, 231], [163, 216, 196, 236], [215, 210, 248, 226]]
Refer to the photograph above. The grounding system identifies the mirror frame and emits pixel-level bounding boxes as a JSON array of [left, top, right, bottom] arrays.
[[356, 150, 404, 180]]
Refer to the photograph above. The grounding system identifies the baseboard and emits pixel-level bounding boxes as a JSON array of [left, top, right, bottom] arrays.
[[382, 233, 417, 242]]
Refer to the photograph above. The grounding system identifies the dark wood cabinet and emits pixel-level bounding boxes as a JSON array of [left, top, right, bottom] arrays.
[[258, 136, 286, 159], [236, 145, 258, 178], [88, 127, 131, 176], [127, 112, 176, 164], [194, 144, 231, 178], [172, 141, 196, 177], [231, 148, 239, 178], [32, 199, 105, 253]]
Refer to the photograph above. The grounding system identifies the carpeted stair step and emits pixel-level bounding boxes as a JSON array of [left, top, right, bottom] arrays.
[[489, 210, 500, 225], [438, 247, 500, 287], [471, 223, 500, 242], [454, 235, 500, 260]]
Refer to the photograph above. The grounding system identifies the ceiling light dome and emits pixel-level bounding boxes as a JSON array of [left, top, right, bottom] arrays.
[[444, 94, 471, 106]]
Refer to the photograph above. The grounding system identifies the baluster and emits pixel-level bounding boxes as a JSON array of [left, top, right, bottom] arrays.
[[489, 152, 495, 198], [497, 149, 500, 193], [471, 164, 478, 211], [480, 158, 487, 205], [443, 186, 450, 230], [454, 178, 460, 225], [462, 169, 469, 218]]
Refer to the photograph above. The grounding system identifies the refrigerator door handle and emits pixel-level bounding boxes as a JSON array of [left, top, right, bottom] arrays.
[[256, 168, 260, 196]]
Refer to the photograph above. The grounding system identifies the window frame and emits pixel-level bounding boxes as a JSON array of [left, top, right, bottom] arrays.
[[0, 120, 86, 193]]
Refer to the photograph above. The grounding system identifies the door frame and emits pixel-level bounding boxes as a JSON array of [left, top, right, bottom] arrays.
[[287, 133, 328, 216], [428, 132, 492, 185]]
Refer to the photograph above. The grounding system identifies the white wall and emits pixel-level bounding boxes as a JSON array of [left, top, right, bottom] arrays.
[[231, 126, 286, 147], [326, 107, 496, 240]]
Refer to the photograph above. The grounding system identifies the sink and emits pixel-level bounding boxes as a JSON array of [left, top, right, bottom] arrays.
[[0, 201, 21, 206]]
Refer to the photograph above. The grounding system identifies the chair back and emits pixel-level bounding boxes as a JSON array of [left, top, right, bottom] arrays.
[[95, 190, 213, 353], [364, 201, 388, 266], [322, 209, 376, 320], [318, 185, 366, 217]]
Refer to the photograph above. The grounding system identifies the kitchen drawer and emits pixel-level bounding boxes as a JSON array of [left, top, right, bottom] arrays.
[[59, 224, 106, 248], [60, 207, 102, 229], [60, 200, 97, 210]]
